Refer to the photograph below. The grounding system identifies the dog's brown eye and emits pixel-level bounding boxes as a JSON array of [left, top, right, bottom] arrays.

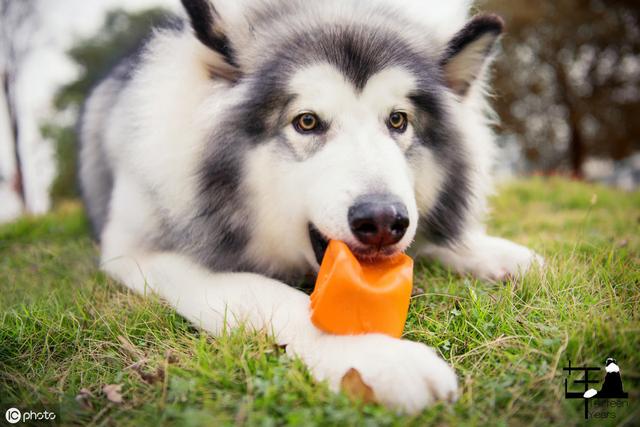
[[294, 113, 320, 133], [388, 112, 408, 132]]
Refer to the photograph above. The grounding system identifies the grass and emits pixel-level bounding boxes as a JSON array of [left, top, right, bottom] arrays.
[[0, 178, 639, 426]]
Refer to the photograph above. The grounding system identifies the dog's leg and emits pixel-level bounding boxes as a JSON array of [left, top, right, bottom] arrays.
[[100, 250, 458, 413], [419, 229, 544, 282]]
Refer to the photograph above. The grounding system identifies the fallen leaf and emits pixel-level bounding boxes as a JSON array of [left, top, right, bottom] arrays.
[[125, 358, 151, 383], [102, 384, 123, 404], [125, 358, 148, 370], [165, 349, 178, 364], [75, 388, 93, 410], [340, 368, 376, 404], [132, 365, 165, 384]]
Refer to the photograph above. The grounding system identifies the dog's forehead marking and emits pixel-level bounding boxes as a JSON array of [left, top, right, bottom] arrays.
[[288, 63, 417, 117], [361, 67, 417, 107], [288, 64, 353, 115]]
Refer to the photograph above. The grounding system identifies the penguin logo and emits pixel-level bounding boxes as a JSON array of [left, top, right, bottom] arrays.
[[583, 358, 628, 399], [564, 358, 629, 419]]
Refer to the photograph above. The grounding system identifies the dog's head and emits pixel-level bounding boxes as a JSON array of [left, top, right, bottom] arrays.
[[184, 0, 502, 274]]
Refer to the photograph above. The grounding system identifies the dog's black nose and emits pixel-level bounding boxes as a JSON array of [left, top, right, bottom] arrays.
[[348, 194, 410, 248]]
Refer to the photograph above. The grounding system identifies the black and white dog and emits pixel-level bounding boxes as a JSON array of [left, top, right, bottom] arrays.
[[79, 0, 542, 413]]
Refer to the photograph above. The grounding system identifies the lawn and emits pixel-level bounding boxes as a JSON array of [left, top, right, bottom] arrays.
[[1, 178, 638, 426]]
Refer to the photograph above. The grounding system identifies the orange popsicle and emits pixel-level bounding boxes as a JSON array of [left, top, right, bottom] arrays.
[[310, 240, 414, 338]]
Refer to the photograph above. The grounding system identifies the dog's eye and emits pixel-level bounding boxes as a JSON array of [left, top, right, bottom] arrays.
[[388, 112, 408, 132], [294, 113, 320, 133]]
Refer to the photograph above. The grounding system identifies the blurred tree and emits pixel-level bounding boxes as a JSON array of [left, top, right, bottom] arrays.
[[0, 0, 40, 208], [478, 0, 640, 176], [45, 1, 640, 194], [45, 7, 170, 201]]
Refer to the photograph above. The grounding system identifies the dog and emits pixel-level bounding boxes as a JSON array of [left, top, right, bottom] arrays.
[[78, 0, 543, 413]]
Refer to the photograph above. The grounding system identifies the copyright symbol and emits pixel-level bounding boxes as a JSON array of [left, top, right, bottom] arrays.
[[5, 408, 21, 424]]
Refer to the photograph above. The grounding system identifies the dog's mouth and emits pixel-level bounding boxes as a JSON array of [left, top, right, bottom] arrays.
[[309, 224, 330, 265], [308, 223, 401, 266]]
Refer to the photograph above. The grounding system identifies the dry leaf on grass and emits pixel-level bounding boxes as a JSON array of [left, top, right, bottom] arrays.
[[165, 349, 179, 364], [127, 361, 161, 384], [340, 368, 376, 403], [124, 349, 176, 384], [102, 384, 123, 404], [132, 365, 165, 384], [75, 388, 94, 409]]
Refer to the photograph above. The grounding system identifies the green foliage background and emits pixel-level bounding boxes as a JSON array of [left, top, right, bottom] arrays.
[[45, 8, 169, 202]]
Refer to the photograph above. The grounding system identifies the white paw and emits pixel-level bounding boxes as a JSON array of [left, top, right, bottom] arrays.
[[421, 234, 544, 282], [287, 334, 458, 414], [466, 236, 544, 281]]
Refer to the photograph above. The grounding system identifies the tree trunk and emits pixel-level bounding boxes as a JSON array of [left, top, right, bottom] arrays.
[[555, 64, 585, 178], [2, 70, 26, 207], [567, 109, 585, 178]]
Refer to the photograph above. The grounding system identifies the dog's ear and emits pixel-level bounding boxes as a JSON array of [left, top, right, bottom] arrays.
[[181, 0, 239, 78], [440, 14, 504, 97]]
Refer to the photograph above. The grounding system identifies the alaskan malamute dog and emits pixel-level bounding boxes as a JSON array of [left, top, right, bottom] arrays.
[[79, 0, 542, 413]]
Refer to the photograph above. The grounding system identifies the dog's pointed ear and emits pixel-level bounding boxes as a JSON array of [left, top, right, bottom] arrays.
[[440, 14, 504, 97], [181, 0, 238, 76]]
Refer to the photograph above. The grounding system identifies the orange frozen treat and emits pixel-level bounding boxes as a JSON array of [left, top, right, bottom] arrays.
[[310, 240, 413, 338]]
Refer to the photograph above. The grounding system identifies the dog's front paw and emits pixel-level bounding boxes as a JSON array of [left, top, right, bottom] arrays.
[[421, 234, 544, 282], [288, 334, 458, 414], [466, 236, 544, 281]]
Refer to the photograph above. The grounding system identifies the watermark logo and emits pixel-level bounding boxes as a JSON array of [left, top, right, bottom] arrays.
[[3, 407, 56, 424], [5, 408, 21, 424], [564, 357, 629, 420]]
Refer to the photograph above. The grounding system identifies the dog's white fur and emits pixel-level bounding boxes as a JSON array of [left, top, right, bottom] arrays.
[[81, 0, 543, 414]]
